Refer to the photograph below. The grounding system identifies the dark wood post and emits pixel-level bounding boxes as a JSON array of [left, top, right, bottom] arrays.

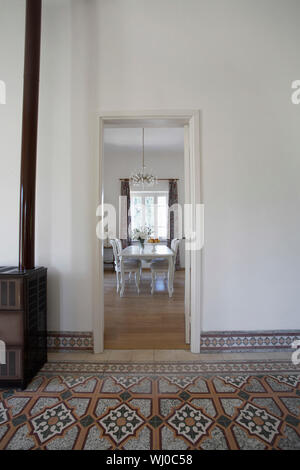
[[19, 0, 42, 270]]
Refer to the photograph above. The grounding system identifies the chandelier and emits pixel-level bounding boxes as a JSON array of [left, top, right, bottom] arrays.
[[130, 128, 157, 187]]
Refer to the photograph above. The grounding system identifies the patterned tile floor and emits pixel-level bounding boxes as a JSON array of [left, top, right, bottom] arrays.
[[0, 360, 300, 450]]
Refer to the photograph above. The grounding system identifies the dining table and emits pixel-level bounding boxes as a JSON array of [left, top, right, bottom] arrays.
[[119, 244, 175, 297]]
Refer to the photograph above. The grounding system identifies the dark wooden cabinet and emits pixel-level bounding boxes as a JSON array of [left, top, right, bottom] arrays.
[[0, 267, 47, 389]]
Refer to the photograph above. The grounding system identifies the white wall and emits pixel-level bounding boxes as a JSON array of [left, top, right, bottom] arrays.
[[103, 127, 185, 266], [1, 0, 300, 332], [0, 0, 24, 266]]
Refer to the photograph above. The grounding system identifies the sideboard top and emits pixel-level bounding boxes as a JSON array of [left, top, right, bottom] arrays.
[[0, 266, 47, 277]]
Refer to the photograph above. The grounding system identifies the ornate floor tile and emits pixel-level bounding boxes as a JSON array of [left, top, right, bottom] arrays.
[[218, 376, 249, 388], [62, 376, 91, 388], [0, 360, 300, 450], [269, 375, 300, 388], [168, 403, 213, 444], [236, 403, 281, 444], [112, 376, 143, 389], [165, 376, 197, 388], [30, 403, 76, 444], [99, 403, 144, 445]]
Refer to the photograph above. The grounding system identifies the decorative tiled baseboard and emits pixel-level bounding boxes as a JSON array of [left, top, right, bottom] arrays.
[[47, 330, 300, 352], [200, 330, 300, 351], [47, 331, 93, 351]]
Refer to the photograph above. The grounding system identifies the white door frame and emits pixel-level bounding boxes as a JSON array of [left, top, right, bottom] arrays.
[[93, 110, 202, 354], [184, 124, 191, 345]]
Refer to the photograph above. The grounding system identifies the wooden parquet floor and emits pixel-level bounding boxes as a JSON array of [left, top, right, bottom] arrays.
[[104, 270, 188, 350]]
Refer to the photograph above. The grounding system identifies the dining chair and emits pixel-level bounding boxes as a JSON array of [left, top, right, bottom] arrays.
[[150, 239, 180, 295], [115, 238, 123, 255], [116, 238, 143, 281], [110, 239, 142, 294]]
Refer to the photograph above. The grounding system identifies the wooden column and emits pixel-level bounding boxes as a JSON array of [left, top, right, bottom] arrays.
[[19, 0, 42, 270]]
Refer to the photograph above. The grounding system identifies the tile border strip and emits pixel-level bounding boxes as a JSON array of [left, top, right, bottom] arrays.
[[47, 330, 300, 352], [41, 360, 300, 375], [47, 331, 93, 351], [200, 330, 300, 351]]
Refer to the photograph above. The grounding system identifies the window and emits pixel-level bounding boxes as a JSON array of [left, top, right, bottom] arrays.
[[130, 191, 169, 239]]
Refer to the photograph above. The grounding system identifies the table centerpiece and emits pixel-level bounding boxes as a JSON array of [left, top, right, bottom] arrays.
[[131, 225, 153, 249]]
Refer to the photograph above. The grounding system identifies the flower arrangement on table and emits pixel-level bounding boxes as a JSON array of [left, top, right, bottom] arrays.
[[131, 225, 153, 249]]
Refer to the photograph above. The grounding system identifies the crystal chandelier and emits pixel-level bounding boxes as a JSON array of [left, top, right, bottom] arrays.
[[130, 128, 157, 187]]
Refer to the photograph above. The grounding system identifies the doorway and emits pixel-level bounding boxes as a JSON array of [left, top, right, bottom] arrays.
[[93, 111, 201, 354]]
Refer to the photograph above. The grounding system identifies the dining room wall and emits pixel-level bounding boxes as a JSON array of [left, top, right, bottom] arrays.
[[1, 0, 300, 336], [103, 127, 185, 267]]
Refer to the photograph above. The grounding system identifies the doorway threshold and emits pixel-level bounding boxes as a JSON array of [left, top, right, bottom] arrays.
[[48, 349, 291, 363]]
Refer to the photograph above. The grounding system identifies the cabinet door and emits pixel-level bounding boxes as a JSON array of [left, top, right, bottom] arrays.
[[0, 311, 24, 346], [0, 348, 22, 380], [0, 279, 23, 310]]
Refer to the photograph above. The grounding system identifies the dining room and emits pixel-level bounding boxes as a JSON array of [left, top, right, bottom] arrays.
[[102, 122, 188, 350]]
